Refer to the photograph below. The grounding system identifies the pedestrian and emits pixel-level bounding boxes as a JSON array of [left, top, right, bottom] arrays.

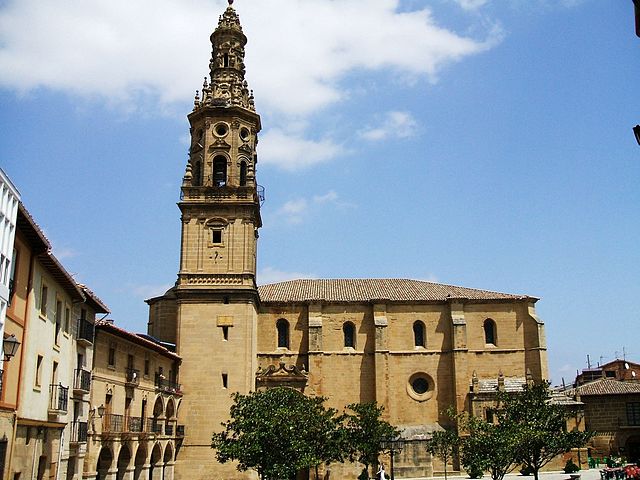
[[377, 463, 387, 480]]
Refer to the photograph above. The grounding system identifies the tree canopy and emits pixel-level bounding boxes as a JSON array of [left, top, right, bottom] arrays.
[[211, 387, 342, 480]]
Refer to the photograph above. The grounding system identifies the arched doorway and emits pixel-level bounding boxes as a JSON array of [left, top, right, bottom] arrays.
[[133, 445, 147, 480], [152, 397, 164, 434], [96, 447, 113, 480], [149, 443, 163, 480], [163, 443, 174, 480], [116, 445, 131, 480]]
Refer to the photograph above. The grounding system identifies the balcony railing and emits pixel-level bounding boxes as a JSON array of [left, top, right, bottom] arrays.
[[155, 373, 181, 393], [102, 414, 123, 433], [73, 368, 91, 393], [165, 422, 174, 436], [176, 424, 185, 437], [70, 421, 88, 443], [126, 416, 143, 433], [76, 319, 94, 345], [150, 418, 163, 434], [49, 384, 69, 413], [125, 368, 140, 386]]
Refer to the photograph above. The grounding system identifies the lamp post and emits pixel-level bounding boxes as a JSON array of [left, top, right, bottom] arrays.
[[3, 334, 21, 362], [380, 438, 405, 480]]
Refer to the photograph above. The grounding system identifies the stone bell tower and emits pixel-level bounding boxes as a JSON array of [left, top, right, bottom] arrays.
[[174, 2, 262, 478]]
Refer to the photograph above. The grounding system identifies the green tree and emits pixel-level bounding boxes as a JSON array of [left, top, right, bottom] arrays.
[[211, 387, 341, 480], [497, 381, 594, 480], [426, 428, 459, 480], [342, 402, 400, 478], [457, 412, 520, 480]]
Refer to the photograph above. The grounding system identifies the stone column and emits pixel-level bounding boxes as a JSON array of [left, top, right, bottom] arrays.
[[448, 300, 468, 414], [373, 303, 389, 412], [307, 303, 323, 393], [163, 461, 175, 480], [106, 467, 118, 480]]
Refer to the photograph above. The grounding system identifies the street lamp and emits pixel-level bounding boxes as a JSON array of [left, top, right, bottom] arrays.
[[3, 334, 21, 361], [380, 438, 405, 480], [633, 125, 640, 146]]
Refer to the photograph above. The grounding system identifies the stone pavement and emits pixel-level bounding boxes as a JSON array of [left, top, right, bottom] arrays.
[[403, 468, 603, 480]]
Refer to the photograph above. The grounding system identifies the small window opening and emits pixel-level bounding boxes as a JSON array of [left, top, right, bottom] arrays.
[[211, 229, 223, 244], [343, 322, 355, 348], [144, 358, 150, 376], [35, 355, 43, 387], [213, 156, 227, 187], [239, 161, 247, 186], [276, 319, 289, 349], [222, 373, 228, 389], [222, 326, 229, 341], [483, 319, 496, 345], [223, 296, 229, 304], [108, 346, 116, 367], [223, 53, 229, 68], [486, 408, 495, 423], [413, 321, 425, 348]]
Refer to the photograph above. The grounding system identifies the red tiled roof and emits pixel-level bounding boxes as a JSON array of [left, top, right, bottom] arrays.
[[95, 320, 180, 361], [258, 278, 534, 303], [573, 378, 640, 396]]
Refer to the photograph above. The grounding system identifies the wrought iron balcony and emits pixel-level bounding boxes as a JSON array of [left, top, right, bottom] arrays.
[[150, 417, 163, 434], [73, 368, 91, 394], [48, 384, 69, 414], [102, 414, 123, 433], [125, 368, 140, 386], [125, 416, 144, 433], [176, 424, 185, 437], [155, 373, 181, 394], [70, 421, 88, 443], [76, 319, 94, 345], [165, 422, 174, 436]]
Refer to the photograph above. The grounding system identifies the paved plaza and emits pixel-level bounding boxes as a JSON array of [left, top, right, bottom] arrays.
[[405, 469, 603, 480]]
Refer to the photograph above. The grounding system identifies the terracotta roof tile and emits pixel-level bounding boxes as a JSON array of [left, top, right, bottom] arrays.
[[572, 378, 640, 396], [258, 278, 533, 304]]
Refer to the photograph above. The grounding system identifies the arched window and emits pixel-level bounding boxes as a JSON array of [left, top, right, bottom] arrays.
[[484, 318, 497, 346], [413, 321, 425, 348], [192, 161, 201, 187], [213, 156, 227, 187], [343, 322, 355, 348], [276, 319, 289, 349], [239, 161, 247, 186]]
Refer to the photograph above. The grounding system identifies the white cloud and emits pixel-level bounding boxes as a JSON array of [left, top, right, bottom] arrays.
[[454, 0, 490, 10], [359, 111, 419, 141], [0, 0, 498, 116], [0, 0, 500, 169], [313, 191, 339, 204], [257, 266, 316, 285], [259, 129, 343, 171], [278, 198, 308, 224]]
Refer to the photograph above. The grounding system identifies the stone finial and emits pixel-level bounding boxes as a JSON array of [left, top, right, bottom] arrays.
[[182, 162, 193, 186], [497, 371, 505, 391]]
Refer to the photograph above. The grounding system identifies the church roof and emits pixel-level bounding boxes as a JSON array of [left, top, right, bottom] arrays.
[[258, 278, 534, 304], [571, 378, 640, 396]]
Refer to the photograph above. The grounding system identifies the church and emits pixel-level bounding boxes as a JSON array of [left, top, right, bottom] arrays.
[[145, 2, 549, 478]]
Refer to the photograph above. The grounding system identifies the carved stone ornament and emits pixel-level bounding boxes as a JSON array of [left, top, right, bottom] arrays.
[[210, 139, 231, 150], [239, 143, 252, 154], [255, 362, 308, 388]]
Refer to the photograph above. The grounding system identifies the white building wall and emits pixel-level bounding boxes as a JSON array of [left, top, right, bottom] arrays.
[[0, 168, 20, 369]]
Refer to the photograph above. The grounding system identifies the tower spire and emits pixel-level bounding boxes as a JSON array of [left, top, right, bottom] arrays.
[[195, 0, 254, 111]]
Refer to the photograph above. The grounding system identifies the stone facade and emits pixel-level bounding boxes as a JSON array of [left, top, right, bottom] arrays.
[[144, 3, 551, 479], [569, 378, 640, 464], [83, 321, 182, 480]]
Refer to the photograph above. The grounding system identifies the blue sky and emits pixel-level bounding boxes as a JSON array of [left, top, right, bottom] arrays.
[[1, 0, 638, 385]]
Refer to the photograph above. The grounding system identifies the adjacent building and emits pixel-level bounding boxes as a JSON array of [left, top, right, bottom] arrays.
[[7, 204, 108, 480], [0, 169, 20, 479], [83, 320, 182, 480]]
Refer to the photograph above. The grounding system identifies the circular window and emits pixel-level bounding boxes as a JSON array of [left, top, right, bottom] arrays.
[[407, 373, 434, 402], [214, 123, 229, 137], [239, 127, 250, 141]]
